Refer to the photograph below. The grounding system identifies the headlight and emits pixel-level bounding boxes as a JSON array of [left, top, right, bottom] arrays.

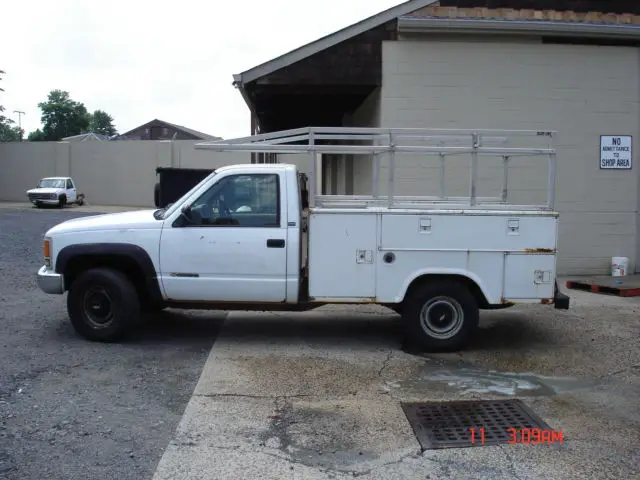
[[43, 237, 51, 268], [50, 193, 57, 199]]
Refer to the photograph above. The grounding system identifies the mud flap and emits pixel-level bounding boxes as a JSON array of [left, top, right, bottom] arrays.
[[554, 281, 570, 310]]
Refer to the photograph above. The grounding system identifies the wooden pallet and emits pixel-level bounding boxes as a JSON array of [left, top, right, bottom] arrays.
[[566, 276, 640, 297]]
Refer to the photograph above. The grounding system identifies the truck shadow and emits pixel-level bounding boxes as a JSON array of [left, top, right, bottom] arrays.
[[125, 308, 553, 353], [217, 312, 403, 350], [124, 310, 226, 344], [470, 311, 557, 351]]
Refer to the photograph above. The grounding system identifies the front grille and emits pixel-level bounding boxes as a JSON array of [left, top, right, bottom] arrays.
[[29, 193, 56, 200]]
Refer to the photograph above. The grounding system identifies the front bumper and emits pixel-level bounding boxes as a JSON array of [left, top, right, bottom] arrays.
[[554, 281, 570, 310], [29, 199, 59, 205], [37, 265, 65, 294]]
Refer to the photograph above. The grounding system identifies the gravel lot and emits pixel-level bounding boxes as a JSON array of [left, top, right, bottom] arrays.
[[0, 208, 225, 480]]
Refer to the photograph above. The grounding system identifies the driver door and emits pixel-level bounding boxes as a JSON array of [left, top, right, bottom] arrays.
[[65, 179, 77, 202], [159, 172, 288, 302]]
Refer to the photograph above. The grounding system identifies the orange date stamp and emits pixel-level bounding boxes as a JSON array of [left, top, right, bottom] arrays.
[[469, 427, 564, 445]]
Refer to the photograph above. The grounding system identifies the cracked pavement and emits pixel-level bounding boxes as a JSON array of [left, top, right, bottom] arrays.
[[153, 299, 640, 480]]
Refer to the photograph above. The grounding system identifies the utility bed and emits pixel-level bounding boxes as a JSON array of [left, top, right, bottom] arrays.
[[196, 126, 562, 307], [306, 208, 557, 304]]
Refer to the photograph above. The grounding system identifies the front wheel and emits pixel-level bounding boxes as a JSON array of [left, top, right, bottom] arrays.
[[402, 280, 479, 352], [67, 268, 141, 342], [58, 194, 66, 208]]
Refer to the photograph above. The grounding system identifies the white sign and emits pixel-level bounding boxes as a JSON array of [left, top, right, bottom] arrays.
[[600, 135, 632, 169]]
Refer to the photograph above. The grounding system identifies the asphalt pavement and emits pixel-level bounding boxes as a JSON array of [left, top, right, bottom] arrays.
[[2, 204, 639, 479], [0, 207, 225, 480]]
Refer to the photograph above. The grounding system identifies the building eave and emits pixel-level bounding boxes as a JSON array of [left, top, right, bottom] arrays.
[[397, 16, 640, 39], [233, 79, 258, 126], [232, 0, 439, 87]]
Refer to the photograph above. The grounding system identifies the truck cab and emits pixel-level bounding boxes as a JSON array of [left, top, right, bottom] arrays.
[[155, 164, 305, 304], [36, 127, 569, 352]]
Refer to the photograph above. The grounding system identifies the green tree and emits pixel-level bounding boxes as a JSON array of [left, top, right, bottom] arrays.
[[0, 122, 23, 142], [0, 70, 23, 142], [36, 89, 90, 141], [88, 109, 117, 136], [27, 129, 45, 141]]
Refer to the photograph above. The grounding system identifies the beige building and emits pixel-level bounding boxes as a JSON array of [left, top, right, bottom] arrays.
[[231, 0, 640, 275]]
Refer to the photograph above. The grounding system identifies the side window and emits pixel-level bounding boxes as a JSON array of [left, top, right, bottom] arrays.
[[185, 173, 280, 227], [66, 179, 73, 189]]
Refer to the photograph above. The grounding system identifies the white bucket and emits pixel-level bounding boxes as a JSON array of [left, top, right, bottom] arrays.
[[611, 257, 629, 277]]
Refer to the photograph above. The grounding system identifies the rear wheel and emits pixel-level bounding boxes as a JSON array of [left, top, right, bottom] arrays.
[[67, 268, 141, 342], [402, 280, 479, 352]]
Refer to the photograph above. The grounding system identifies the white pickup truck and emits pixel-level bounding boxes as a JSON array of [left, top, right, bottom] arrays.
[[36, 127, 569, 352], [27, 176, 84, 208]]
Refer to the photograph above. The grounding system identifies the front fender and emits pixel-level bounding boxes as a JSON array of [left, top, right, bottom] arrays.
[[55, 242, 163, 303]]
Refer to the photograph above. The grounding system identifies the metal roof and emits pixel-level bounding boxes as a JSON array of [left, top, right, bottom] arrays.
[[119, 119, 220, 140], [234, 0, 640, 88], [61, 132, 110, 142], [397, 15, 640, 37]]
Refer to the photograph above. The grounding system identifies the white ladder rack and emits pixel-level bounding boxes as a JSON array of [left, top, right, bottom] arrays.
[[195, 126, 557, 211]]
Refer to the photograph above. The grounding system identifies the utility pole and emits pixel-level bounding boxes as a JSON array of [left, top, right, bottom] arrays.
[[13, 110, 25, 141]]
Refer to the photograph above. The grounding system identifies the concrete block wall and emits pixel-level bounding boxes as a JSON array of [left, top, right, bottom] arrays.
[[379, 37, 640, 274], [344, 87, 382, 195], [0, 140, 251, 207]]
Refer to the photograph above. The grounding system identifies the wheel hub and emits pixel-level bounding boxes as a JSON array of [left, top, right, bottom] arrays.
[[83, 287, 114, 328], [420, 296, 464, 339]]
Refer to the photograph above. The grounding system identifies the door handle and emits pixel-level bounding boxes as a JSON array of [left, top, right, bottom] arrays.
[[267, 239, 285, 248]]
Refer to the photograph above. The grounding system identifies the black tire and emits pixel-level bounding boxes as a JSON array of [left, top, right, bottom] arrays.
[[402, 280, 479, 352], [76, 195, 84, 206], [154, 183, 161, 208], [142, 303, 167, 313], [66, 267, 141, 342], [58, 194, 66, 208], [35, 201, 42, 208]]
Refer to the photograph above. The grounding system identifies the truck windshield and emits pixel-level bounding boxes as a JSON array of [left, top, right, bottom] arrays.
[[157, 171, 218, 219], [38, 179, 65, 188]]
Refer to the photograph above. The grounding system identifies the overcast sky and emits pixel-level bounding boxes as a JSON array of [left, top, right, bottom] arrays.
[[2, 0, 403, 139]]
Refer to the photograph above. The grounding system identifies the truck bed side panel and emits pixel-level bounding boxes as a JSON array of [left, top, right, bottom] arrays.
[[308, 213, 377, 300]]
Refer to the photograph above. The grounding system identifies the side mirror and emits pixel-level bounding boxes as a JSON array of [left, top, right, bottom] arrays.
[[180, 204, 193, 222]]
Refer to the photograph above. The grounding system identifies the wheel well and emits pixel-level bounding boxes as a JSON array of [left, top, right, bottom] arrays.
[[63, 254, 150, 304], [403, 274, 490, 308]]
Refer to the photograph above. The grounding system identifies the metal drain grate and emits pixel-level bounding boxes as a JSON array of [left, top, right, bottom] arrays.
[[402, 399, 552, 450]]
